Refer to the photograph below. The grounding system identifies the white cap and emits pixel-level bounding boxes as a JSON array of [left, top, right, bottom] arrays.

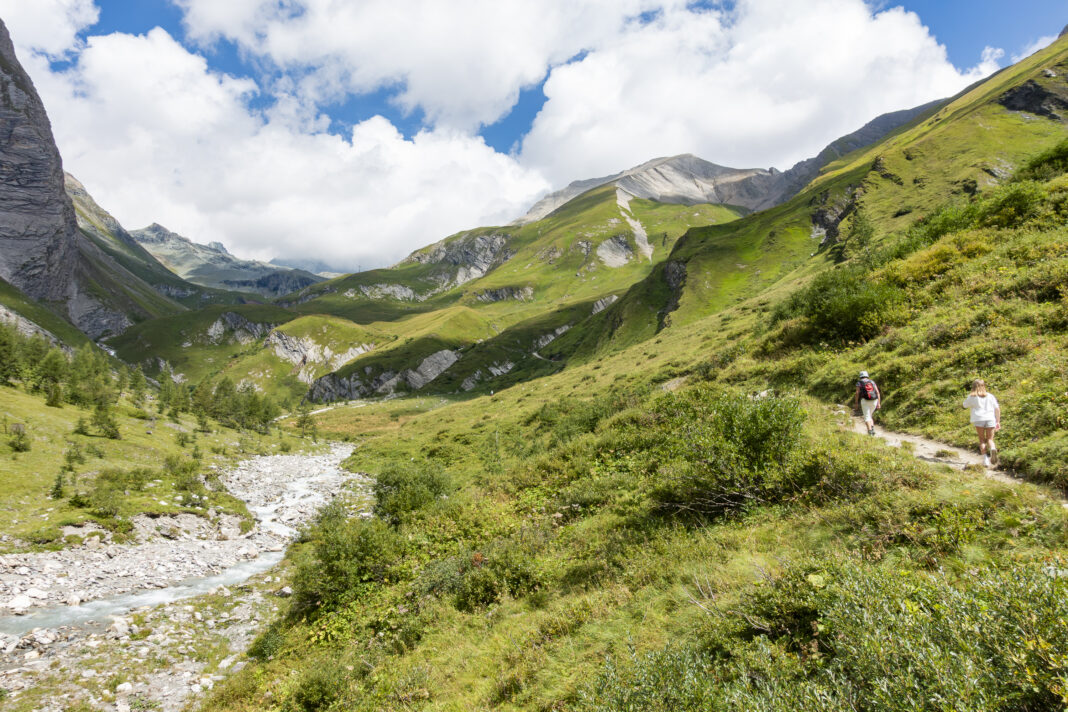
[[859, 371, 869, 378]]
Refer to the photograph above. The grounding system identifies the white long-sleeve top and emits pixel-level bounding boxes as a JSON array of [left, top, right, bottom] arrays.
[[963, 393, 999, 424]]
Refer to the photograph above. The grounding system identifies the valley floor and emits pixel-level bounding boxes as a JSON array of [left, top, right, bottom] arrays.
[[0, 445, 369, 711]]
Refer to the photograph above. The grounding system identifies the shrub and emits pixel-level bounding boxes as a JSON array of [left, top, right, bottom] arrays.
[[8, 425, 29, 452], [292, 503, 403, 612], [647, 388, 806, 517], [977, 180, 1044, 228], [288, 658, 349, 711], [1015, 138, 1068, 181], [372, 461, 451, 524], [773, 266, 906, 343]]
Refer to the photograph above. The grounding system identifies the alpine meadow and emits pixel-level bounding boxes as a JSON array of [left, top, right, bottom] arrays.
[[1, 7, 1068, 712]]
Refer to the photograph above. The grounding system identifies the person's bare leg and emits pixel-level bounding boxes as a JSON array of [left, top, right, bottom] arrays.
[[986, 427, 998, 465], [975, 426, 987, 455]]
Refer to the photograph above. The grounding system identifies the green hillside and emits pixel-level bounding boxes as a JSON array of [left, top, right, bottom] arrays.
[[192, 35, 1068, 712]]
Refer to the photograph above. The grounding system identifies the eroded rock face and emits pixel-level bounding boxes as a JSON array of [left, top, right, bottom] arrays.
[[265, 330, 371, 383], [0, 21, 79, 307], [307, 349, 460, 402], [206, 312, 277, 345], [474, 286, 534, 303], [998, 78, 1068, 121], [406, 232, 514, 288], [596, 235, 634, 267], [591, 294, 619, 315]]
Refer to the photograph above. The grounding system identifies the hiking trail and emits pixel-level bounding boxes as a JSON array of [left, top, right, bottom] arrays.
[[844, 412, 1068, 507]]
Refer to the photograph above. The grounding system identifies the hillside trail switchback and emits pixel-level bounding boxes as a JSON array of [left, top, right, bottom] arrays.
[[846, 412, 1068, 508]]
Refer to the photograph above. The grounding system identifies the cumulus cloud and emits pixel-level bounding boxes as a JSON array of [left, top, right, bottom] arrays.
[[0, 0, 98, 57], [1012, 35, 1057, 63], [32, 28, 549, 269], [4, 0, 1015, 271], [173, 0, 659, 130], [520, 0, 1007, 184]]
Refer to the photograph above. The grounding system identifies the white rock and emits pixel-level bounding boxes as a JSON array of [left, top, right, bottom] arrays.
[[66, 593, 82, 606], [25, 588, 47, 599], [6, 595, 32, 610], [109, 616, 130, 637], [116, 681, 133, 693]]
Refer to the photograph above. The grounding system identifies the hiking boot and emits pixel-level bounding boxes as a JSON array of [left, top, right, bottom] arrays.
[[989, 448, 998, 466], [868, 426, 875, 436], [983, 454, 991, 467]]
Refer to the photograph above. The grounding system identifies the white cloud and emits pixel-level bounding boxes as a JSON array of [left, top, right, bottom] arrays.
[[32, 28, 549, 269], [7, 0, 1017, 273], [173, 0, 659, 130], [0, 0, 98, 57], [1012, 35, 1056, 64], [519, 0, 1007, 185]]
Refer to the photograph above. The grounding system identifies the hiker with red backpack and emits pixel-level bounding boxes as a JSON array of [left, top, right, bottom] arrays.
[[853, 370, 881, 436]]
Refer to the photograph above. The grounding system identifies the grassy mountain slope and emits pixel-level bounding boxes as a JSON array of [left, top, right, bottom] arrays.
[[0, 277, 93, 348], [108, 304, 297, 384], [67, 175, 253, 310], [197, 36, 1068, 712], [562, 37, 1068, 361]]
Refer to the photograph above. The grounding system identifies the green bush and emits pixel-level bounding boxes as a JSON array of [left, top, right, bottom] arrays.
[[1015, 138, 1068, 181], [977, 180, 1045, 228], [579, 562, 1068, 711], [646, 387, 806, 517], [292, 503, 403, 612], [372, 461, 451, 524], [773, 266, 906, 343], [288, 658, 349, 712]]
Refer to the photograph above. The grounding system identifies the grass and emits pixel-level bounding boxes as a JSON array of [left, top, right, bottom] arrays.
[[0, 381, 305, 552]]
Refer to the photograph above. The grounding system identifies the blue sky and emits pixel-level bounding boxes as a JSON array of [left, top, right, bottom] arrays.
[[5, 0, 1064, 268], [78, 0, 1065, 152]]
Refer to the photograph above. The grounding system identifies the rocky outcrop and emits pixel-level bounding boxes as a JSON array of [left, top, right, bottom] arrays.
[[596, 235, 634, 267], [533, 325, 571, 350], [591, 294, 619, 315], [359, 283, 419, 301], [0, 304, 61, 344], [657, 261, 687, 332], [474, 286, 534, 303], [998, 77, 1068, 121], [404, 232, 514, 288], [460, 361, 515, 391], [307, 349, 460, 402], [205, 312, 278, 345], [809, 187, 860, 248], [265, 330, 371, 383]]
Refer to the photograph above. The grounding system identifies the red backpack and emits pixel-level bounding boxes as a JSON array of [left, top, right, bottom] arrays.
[[859, 378, 878, 400]]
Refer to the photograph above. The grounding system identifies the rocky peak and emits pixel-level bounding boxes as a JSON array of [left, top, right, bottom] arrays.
[[0, 19, 80, 305]]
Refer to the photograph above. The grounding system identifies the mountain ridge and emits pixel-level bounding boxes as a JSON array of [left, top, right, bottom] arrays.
[[131, 223, 325, 298]]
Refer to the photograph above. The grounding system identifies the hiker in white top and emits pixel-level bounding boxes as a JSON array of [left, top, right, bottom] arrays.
[[963, 378, 1001, 467], [853, 370, 881, 436]]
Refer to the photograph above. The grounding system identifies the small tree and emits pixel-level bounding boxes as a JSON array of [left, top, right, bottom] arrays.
[[50, 472, 65, 499], [92, 402, 120, 439], [73, 416, 89, 436], [8, 424, 30, 452], [296, 403, 318, 441]]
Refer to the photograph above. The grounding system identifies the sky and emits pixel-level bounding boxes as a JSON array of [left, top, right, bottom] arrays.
[[1, 1, 1064, 270]]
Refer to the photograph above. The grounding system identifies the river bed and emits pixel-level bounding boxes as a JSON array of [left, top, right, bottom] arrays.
[[0, 443, 370, 711]]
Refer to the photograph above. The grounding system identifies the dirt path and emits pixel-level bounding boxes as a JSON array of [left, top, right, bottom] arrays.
[[847, 415, 1067, 504]]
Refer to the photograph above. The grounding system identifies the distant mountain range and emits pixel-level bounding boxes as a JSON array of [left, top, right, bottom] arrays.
[[130, 224, 324, 298], [516, 100, 941, 224]]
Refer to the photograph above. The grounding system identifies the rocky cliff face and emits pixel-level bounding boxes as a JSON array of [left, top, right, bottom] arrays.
[[307, 348, 460, 402], [0, 21, 181, 339], [265, 330, 372, 384], [0, 20, 80, 308]]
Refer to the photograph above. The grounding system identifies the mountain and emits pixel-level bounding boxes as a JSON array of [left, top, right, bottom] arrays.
[[516, 102, 942, 225], [131, 224, 325, 298], [269, 256, 346, 278], [0, 18, 191, 340], [65, 174, 254, 310]]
